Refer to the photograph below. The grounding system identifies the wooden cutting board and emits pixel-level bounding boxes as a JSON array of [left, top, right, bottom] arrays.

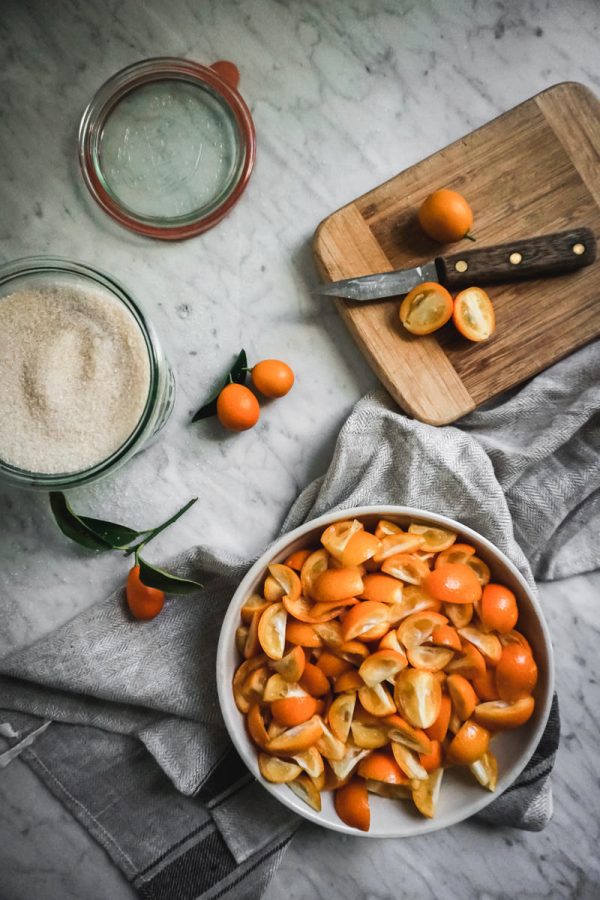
[[313, 82, 600, 425]]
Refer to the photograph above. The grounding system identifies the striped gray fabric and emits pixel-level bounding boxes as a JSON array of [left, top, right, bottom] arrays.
[[2, 341, 597, 896]]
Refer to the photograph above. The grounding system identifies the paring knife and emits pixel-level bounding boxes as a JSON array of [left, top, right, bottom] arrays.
[[314, 228, 597, 301]]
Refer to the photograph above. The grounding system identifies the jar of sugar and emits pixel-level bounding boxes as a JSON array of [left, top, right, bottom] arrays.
[[0, 257, 175, 490]]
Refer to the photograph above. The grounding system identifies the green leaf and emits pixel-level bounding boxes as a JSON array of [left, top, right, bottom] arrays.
[[49, 493, 116, 552], [137, 556, 203, 594], [191, 349, 248, 421], [125, 497, 198, 556], [78, 516, 146, 549]]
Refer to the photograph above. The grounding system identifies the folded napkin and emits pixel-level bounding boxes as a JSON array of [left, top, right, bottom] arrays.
[[2, 340, 599, 899]]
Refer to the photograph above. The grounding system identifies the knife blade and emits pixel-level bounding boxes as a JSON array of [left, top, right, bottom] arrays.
[[313, 227, 596, 301]]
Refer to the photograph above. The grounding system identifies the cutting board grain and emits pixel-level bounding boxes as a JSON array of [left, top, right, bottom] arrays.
[[313, 82, 600, 425]]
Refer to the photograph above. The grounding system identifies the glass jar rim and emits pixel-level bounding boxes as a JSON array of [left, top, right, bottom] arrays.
[[0, 256, 164, 488], [78, 57, 256, 240]]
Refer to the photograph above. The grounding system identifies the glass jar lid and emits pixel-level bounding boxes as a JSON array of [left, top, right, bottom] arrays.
[[78, 58, 256, 240]]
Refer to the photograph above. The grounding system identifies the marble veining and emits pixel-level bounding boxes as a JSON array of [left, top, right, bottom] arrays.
[[1, 0, 600, 898]]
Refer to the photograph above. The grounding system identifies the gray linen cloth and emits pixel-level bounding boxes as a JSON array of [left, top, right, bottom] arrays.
[[2, 341, 599, 898]]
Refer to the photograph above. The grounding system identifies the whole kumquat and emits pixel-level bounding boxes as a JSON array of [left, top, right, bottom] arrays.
[[334, 777, 371, 831], [424, 563, 482, 605], [495, 644, 538, 701], [480, 583, 519, 634], [126, 565, 165, 620], [418, 188, 474, 243], [216, 383, 260, 431], [251, 359, 295, 398]]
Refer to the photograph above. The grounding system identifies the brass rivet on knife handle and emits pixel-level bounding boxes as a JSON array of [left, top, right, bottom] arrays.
[[436, 227, 597, 290]]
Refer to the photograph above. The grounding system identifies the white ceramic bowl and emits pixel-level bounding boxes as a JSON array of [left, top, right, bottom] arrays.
[[216, 506, 554, 837]]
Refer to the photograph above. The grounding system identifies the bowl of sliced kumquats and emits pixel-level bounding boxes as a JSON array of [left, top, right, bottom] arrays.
[[216, 507, 554, 836]]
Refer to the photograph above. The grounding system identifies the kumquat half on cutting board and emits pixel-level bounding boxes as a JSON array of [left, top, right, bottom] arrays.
[[232, 518, 538, 831]]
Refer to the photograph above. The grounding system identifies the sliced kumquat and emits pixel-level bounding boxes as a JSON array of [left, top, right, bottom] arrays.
[[394, 668, 441, 729], [335, 777, 371, 831], [467, 556, 490, 586], [408, 524, 457, 552], [341, 600, 390, 642], [247, 703, 270, 748], [330, 745, 371, 781], [233, 655, 268, 712], [365, 779, 411, 799], [419, 739, 442, 773], [472, 668, 499, 702], [387, 585, 441, 624], [495, 645, 538, 701], [321, 519, 363, 561], [361, 573, 404, 605], [359, 682, 397, 717], [337, 640, 370, 666], [263, 673, 307, 702], [411, 768, 444, 818], [268, 564, 301, 603], [282, 595, 327, 623], [286, 619, 323, 648], [447, 720, 491, 765], [267, 720, 287, 740], [272, 695, 319, 728], [350, 718, 390, 750], [341, 529, 381, 567], [242, 665, 270, 705], [479, 583, 519, 634], [435, 543, 475, 568], [407, 645, 454, 672], [447, 674, 478, 721], [381, 553, 431, 585], [359, 649, 408, 688], [391, 742, 429, 781], [443, 601, 473, 628], [374, 532, 425, 562], [474, 696, 535, 730], [499, 630, 533, 654], [453, 287, 495, 342], [470, 749, 498, 791], [358, 751, 407, 784], [378, 629, 404, 653], [257, 602, 287, 659], [263, 574, 285, 602], [292, 746, 325, 780], [425, 563, 482, 605], [333, 669, 364, 693], [315, 650, 352, 679], [328, 692, 357, 742], [258, 753, 302, 783], [382, 714, 432, 754], [313, 567, 364, 604], [235, 626, 249, 656], [375, 519, 402, 538], [300, 549, 329, 599], [430, 624, 462, 651], [284, 549, 312, 571], [445, 641, 486, 680], [458, 626, 502, 665], [311, 598, 360, 620], [266, 715, 323, 754], [241, 594, 272, 623], [272, 645, 306, 682], [315, 719, 347, 761], [300, 662, 329, 697], [398, 611, 449, 649], [399, 281, 454, 336], [312, 620, 343, 648], [288, 773, 322, 811], [424, 693, 452, 742]]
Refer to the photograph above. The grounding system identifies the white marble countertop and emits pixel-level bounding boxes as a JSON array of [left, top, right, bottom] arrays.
[[1, 0, 600, 897]]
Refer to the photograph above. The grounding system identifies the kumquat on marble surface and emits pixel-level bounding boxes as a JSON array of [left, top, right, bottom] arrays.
[[232, 518, 538, 831]]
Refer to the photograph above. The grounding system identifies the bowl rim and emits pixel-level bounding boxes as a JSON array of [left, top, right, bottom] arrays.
[[216, 504, 555, 838]]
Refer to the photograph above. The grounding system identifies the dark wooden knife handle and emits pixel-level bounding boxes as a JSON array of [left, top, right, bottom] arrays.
[[436, 228, 596, 291]]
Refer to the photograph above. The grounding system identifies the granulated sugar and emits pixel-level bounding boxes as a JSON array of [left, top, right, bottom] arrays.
[[0, 283, 151, 474]]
